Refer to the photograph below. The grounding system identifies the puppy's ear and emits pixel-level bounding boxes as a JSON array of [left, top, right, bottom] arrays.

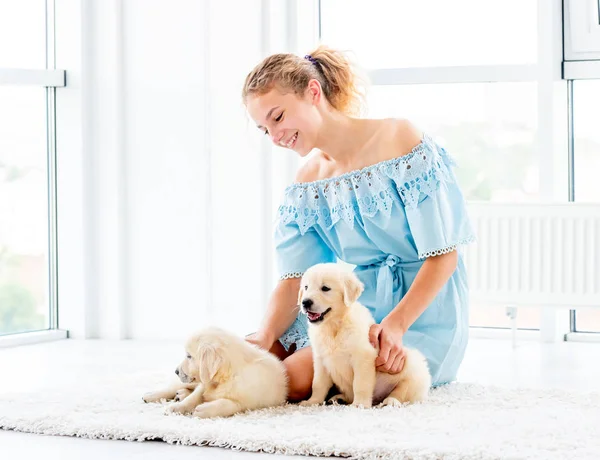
[[197, 342, 223, 383], [297, 284, 304, 306], [343, 272, 364, 307]]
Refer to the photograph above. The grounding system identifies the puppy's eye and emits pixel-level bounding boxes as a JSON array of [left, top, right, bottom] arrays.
[[321, 286, 331, 292], [186, 354, 191, 359], [304, 285, 308, 291]]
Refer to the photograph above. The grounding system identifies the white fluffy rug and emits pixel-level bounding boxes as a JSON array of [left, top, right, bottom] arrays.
[[0, 372, 598, 460]]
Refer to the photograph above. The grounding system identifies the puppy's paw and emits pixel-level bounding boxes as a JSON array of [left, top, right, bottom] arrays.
[[192, 405, 211, 419], [142, 392, 165, 403], [299, 398, 323, 407], [380, 397, 402, 408], [174, 389, 192, 402], [326, 393, 349, 405], [351, 399, 372, 409], [165, 402, 194, 415], [193, 404, 224, 419]]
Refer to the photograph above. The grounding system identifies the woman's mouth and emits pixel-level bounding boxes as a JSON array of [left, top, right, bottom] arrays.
[[283, 132, 298, 149]]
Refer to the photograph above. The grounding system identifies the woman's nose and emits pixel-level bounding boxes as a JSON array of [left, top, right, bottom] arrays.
[[270, 130, 284, 146]]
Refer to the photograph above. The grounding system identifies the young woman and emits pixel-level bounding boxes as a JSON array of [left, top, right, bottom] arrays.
[[243, 46, 475, 401]]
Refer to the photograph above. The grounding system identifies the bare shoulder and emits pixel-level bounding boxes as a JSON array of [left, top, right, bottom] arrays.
[[292, 119, 424, 184], [389, 118, 424, 157], [293, 153, 328, 184], [364, 118, 425, 164]]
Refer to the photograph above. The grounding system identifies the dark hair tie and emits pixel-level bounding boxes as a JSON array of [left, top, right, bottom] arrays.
[[304, 54, 319, 66]]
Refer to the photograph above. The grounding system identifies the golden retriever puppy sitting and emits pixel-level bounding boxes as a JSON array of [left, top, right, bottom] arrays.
[[143, 327, 288, 418], [298, 263, 431, 408]]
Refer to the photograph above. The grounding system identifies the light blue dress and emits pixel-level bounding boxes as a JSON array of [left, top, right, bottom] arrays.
[[274, 134, 476, 387]]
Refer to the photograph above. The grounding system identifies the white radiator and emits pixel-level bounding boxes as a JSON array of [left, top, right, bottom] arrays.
[[464, 203, 600, 309]]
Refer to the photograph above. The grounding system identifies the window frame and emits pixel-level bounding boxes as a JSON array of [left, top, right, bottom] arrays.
[[0, 0, 66, 342], [568, 78, 600, 334], [564, 0, 600, 62]]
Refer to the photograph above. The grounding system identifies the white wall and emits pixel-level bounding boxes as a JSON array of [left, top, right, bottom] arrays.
[[123, 0, 213, 339], [55, 0, 316, 339]]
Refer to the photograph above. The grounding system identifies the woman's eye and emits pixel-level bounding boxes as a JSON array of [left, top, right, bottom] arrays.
[[186, 354, 191, 359], [321, 286, 331, 292], [275, 112, 283, 122]]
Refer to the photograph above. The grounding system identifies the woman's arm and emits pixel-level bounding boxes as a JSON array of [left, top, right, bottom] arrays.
[[387, 250, 458, 333], [252, 277, 302, 349], [370, 250, 459, 373]]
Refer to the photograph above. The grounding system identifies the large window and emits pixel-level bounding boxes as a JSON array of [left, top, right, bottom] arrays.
[[573, 80, 600, 203], [0, 0, 61, 336], [320, 0, 542, 331], [563, 0, 600, 337], [572, 80, 600, 333], [0, 0, 46, 68], [367, 83, 538, 202], [564, 0, 600, 61], [320, 0, 537, 68], [0, 87, 49, 335]]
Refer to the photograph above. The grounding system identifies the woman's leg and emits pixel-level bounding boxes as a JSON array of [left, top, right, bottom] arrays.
[[282, 346, 314, 402], [261, 336, 314, 402], [268, 339, 294, 361]]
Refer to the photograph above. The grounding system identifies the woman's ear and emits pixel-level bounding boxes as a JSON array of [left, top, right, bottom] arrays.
[[343, 272, 364, 307], [306, 79, 322, 104]]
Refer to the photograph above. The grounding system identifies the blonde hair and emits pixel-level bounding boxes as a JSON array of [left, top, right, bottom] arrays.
[[242, 45, 366, 116]]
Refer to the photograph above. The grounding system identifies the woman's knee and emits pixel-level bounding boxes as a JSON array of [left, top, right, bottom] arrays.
[[283, 347, 314, 402], [268, 339, 292, 361]]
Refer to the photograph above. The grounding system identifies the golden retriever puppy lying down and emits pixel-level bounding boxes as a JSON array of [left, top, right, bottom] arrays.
[[143, 327, 288, 418], [298, 263, 431, 408]]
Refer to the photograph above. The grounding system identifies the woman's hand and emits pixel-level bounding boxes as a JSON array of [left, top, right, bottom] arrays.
[[245, 330, 275, 351], [368, 318, 406, 374]]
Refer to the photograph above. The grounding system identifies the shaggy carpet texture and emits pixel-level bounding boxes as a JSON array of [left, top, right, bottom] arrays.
[[0, 372, 598, 459]]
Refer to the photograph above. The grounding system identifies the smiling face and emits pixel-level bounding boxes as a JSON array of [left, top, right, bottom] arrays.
[[298, 263, 365, 325], [245, 82, 324, 157]]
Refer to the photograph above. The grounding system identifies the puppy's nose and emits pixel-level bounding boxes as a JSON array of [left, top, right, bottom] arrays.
[[175, 368, 179, 376], [302, 298, 313, 309]]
